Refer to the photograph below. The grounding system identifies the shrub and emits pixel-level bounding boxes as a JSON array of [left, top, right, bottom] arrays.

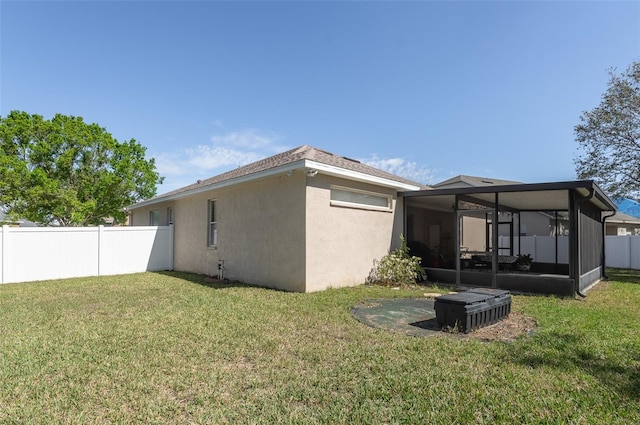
[[366, 236, 426, 286]]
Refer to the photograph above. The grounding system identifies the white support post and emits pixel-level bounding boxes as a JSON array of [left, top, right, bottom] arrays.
[[1, 225, 7, 284], [98, 225, 104, 276], [168, 224, 174, 271]]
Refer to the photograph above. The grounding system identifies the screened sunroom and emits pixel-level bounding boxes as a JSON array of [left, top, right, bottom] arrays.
[[401, 181, 616, 296]]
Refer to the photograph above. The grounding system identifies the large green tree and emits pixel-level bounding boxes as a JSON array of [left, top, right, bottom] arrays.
[[0, 111, 163, 226], [575, 61, 640, 200]]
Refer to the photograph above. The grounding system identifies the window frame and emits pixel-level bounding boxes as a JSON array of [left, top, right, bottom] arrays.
[[329, 185, 392, 212], [207, 200, 217, 247], [149, 210, 160, 226], [167, 207, 173, 225]]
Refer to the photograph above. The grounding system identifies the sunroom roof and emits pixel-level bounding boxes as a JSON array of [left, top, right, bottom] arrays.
[[401, 180, 616, 212]]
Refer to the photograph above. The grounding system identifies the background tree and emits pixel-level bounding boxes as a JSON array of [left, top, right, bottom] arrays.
[[0, 111, 163, 226], [575, 61, 640, 200]]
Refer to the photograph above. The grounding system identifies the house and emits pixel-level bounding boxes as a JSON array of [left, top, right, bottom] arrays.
[[128, 147, 616, 295], [127, 145, 424, 292], [432, 175, 567, 238], [605, 212, 640, 235], [0, 211, 37, 227]]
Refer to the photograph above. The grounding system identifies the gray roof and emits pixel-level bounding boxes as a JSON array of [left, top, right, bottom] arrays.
[[0, 211, 38, 227], [433, 175, 522, 188], [139, 145, 427, 206], [607, 212, 640, 224]]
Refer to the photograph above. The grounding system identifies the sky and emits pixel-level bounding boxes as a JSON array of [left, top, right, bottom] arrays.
[[1, 1, 639, 195]]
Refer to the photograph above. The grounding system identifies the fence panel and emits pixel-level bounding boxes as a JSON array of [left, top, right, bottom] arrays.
[[632, 237, 640, 270], [4, 227, 99, 284], [0, 225, 173, 284], [605, 235, 640, 270], [0, 228, 3, 283], [515, 236, 568, 263], [513, 235, 640, 269], [100, 226, 173, 275]]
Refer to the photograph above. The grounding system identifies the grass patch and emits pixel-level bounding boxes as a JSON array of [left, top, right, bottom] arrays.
[[0, 270, 638, 424]]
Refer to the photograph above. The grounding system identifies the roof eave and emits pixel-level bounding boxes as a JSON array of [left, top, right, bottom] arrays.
[[304, 160, 422, 191], [128, 159, 421, 210], [127, 160, 306, 210]]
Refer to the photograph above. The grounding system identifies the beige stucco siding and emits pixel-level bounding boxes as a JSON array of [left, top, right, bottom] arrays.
[[129, 204, 174, 226], [130, 172, 306, 291], [215, 172, 306, 292], [129, 170, 409, 292], [304, 174, 400, 292], [519, 212, 553, 236]]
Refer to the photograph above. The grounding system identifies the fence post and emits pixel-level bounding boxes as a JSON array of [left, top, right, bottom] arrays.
[[169, 224, 174, 271], [1, 225, 7, 284], [98, 225, 104, 276]]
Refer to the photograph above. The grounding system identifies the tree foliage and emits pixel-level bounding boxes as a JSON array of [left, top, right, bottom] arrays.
[[0, 111, 163, 226], [575, 61, 640, 200]]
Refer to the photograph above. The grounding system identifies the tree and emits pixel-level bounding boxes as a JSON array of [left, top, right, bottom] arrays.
[[575, 61, 640, 200], [0, 111, 163, 226]]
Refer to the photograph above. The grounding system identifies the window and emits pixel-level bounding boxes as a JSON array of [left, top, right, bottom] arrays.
[[149, 210, 160, 226], [330, 186, 392, 212], [208, 200, 217, 247], [167, 207, 173, 225]]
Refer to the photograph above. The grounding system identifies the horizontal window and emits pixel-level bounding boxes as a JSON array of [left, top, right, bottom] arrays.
[[330, 186, 392, 212]]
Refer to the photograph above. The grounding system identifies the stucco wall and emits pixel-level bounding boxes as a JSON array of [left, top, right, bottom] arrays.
[[461, 215, 486, 253], [215, 172, 306, 292], [520, 212, 553, 236], [129, 172, 307, 291], [304, 174, 399, 292]]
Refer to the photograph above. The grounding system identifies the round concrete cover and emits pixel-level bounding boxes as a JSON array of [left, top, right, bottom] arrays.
[[351, 298, 442, 337]]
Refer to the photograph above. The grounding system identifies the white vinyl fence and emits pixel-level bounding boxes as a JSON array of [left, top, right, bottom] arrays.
[[605, 235, 640, 269], [501, 235, 640, 270], [500, 235, 570, 264], [0, 225, 173, 284]]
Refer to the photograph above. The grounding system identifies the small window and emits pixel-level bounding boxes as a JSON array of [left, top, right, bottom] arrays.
[[149, 210, 160, 226], [167, 207, 173, 225], [208, 200, 217, 247], [330, 186, 392, 212]]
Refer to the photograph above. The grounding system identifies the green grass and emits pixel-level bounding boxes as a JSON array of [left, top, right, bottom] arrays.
[[0, 270, 638, 424]]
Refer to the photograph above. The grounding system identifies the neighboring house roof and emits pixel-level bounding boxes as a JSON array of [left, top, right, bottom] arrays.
[[606, 212, 640, 225], [433, 175, 522, 189], [130, 145, 427, 209], [0, 212, 38, 227]]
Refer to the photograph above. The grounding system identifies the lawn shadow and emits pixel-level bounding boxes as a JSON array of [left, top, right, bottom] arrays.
[[501, 330, 640, 400], [153, 271, 255, 290], [606, 267, 640, 285], [408, 317, 442, 331]]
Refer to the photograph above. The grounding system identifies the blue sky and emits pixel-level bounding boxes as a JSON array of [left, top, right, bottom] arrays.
[[2, 1, 639, 194]]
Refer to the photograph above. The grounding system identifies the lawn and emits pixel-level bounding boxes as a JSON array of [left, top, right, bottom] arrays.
[[0, 270, 638, 424]]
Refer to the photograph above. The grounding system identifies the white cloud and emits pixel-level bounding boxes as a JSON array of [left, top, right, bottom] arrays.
[[360, 155, 438, 185], [211, 129, 276, 150], [152, 127, 289, 193], [186, 145, 263, 171]]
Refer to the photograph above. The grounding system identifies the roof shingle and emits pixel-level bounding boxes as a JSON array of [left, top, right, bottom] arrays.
[[143, 145, 426, 204]]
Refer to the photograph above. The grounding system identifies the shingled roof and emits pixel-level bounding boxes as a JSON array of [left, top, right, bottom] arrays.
[[433, 175, 522, 188], [133, 145, 426, 207]]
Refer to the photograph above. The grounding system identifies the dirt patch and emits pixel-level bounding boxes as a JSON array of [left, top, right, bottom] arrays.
[[457, 312, 537, 342]]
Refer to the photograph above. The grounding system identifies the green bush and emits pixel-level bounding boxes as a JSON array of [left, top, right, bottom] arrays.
[[366, 236, 425, 286]]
